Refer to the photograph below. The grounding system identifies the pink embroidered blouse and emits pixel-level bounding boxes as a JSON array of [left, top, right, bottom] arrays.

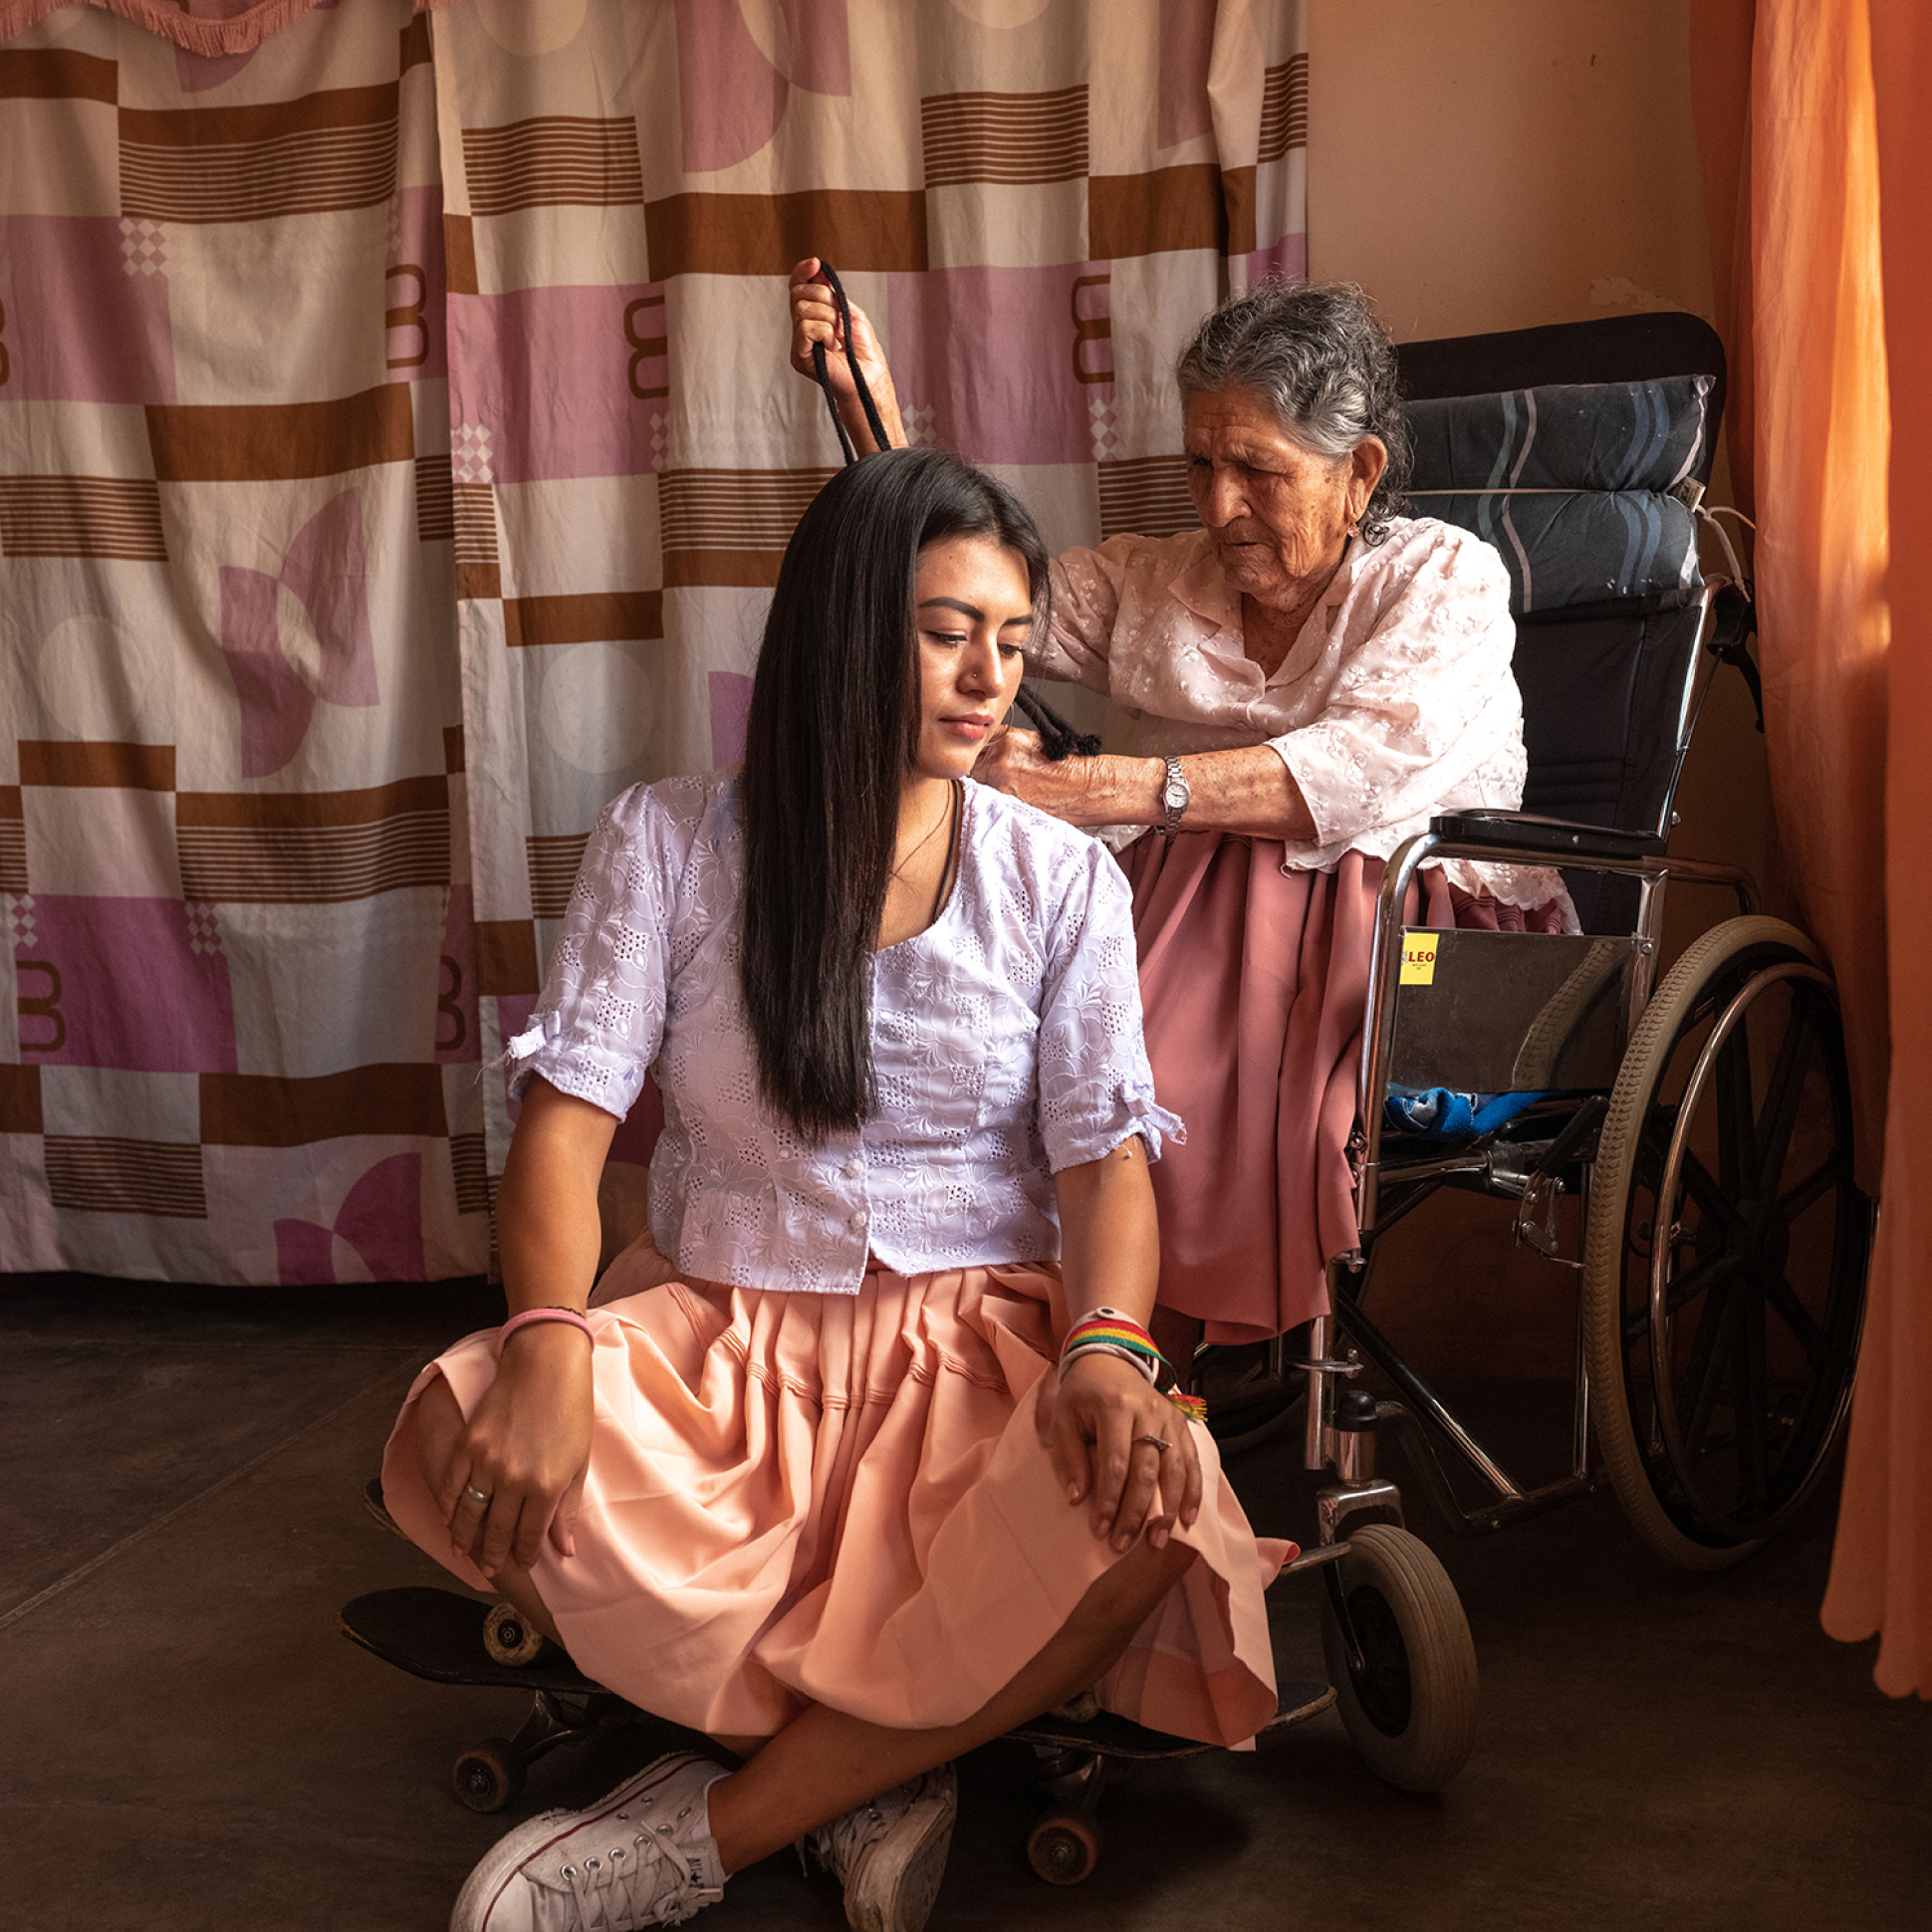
[[1038, 517, 1570, 914]]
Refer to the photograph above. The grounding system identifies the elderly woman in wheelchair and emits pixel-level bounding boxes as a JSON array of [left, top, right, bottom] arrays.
[[793, 272, 1870, 1649], [791, 269, 1575, 1359], [376, 450, 1284, 1932]]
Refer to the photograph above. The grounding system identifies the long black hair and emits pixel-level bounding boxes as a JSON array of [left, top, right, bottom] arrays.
[[740, 448, 1050, 1142]]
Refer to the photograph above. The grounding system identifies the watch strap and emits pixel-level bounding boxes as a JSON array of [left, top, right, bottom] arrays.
[[1158, 754, 1189, 837]]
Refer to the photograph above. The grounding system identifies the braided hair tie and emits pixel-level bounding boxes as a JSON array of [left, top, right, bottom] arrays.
[[807, 261, 1100, 766]]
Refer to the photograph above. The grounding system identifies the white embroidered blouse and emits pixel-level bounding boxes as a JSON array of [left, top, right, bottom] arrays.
[[1039, 517, 1570, 913], [509, 774, 1182, 1297]]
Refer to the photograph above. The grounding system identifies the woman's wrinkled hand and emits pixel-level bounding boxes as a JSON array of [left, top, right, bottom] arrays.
[[1037, 1350, 1204, 1553], [788, 255, 891, 400], [434, 1322, 595, 1579], [969, 724, 1056, 801]]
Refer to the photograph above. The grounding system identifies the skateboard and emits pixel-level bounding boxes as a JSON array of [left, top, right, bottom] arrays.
[[1007, 1682, 1336, 1884], [339, 1585, 638, 1812], [340, 1577, 1334, 1884]]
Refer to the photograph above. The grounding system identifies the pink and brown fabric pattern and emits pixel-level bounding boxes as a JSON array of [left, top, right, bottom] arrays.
[[0, 0, 1308, 1286]]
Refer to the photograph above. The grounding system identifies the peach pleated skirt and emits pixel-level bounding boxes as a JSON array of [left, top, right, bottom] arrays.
[[1123, 835, 1571, 1345], [381, 1250, 1289, 1749]]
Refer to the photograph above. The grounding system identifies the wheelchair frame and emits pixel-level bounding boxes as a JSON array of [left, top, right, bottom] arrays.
[[1286, 574, 1869, 1573]]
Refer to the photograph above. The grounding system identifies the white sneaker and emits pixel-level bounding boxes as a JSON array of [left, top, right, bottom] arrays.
[[450, 1751, 728, 1932], [805, 1765, 957, 1932]]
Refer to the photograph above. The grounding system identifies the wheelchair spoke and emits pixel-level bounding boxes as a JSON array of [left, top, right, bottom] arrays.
[[1715, 1018, 1758, 1199], [1623, 1247, 1739, 1349], [1732, 1278, 1773, 1509], [1682, 1277, 1743, 1455], [1678, 1149, 1744, 1232], [1753, 1007, 1812, 1201], [1779, 1152, 1850, 1222], [1762, 1270, 1827, 1367], [1667, 1248, 1738, 1320]]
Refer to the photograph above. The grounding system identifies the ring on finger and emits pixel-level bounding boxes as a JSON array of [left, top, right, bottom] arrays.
[[1131, 1435, 1170, 1454], [462, 1483, 493, 1506]]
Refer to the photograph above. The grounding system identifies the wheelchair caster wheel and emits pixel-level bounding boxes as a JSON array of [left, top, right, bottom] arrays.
[[483, 1601, 545, 1666], [452, 1737, 525, 1812], [1322, 1523, 1477, 1794], [1027, 1814, 1098, 1885]]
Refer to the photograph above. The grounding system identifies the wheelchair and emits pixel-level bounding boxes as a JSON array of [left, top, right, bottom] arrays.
[[1194, 311, 1873, 1791]]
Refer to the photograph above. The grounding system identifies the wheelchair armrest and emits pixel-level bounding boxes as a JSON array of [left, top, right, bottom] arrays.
[[1427, 810, 1665, 863]]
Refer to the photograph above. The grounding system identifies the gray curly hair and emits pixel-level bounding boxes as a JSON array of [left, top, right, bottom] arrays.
[[1175, 280, 1412, 545]]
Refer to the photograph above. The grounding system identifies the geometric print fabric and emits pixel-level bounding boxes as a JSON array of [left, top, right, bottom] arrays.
[[0, 0, 1307, 1286]]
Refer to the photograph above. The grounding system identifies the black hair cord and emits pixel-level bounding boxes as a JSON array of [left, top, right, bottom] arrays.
[[808, 262, 894, 462], [810, 263, 1100, 767], [1013, 685, 1101, 761]]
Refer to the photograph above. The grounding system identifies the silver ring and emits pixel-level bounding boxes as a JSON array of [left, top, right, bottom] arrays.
[[1131, 1435, 1170, 1454], [462, 1483, 493, 1506]]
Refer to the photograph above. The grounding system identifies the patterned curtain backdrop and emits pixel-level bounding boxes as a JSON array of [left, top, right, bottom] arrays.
[[0, 0, 1308, 1287]]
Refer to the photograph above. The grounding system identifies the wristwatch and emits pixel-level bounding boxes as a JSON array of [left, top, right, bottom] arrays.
[[1157, 755, 1190, 837]]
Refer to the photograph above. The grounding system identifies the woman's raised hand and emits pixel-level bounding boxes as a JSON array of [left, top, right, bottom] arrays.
[[788, 256, 904, 452], [1040, 1349, 1204, 1553]]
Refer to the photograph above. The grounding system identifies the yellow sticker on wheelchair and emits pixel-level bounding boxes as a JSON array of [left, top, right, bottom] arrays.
[[1399, 933, 1438, 985]]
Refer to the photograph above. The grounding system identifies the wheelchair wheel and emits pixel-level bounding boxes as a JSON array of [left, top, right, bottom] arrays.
[[1320, 1523, 1478, 1793], [1583, 917, 1871, 1570], [1196, 1338, 1305, 1454]]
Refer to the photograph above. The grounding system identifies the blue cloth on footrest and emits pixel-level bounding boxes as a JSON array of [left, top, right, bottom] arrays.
[[1384, 1088, 1547, 1138]]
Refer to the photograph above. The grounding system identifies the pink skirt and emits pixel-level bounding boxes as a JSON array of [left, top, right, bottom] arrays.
[[381, 1252, 1289, 1749], [1122, 834, 1570, 1344]]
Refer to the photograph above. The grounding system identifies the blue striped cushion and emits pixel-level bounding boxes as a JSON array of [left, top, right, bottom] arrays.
[[1402, 377, 1713, 613]]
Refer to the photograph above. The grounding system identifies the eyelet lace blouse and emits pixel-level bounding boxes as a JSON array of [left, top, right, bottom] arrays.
[[509, 774, 1183, 1296]]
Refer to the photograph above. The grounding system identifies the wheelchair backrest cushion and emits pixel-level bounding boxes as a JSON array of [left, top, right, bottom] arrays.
[[1514, 599, 1709, 931], [1403, 377, 1713, 615]]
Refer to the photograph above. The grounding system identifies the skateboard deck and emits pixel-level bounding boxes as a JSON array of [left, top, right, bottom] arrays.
[[1008, 1680, 1334, 1760], [340, 1586, 613, 1699], [341, 1585, 1331, 1757]]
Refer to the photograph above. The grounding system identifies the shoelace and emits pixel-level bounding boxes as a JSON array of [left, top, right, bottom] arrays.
[[812, 1789, 902, 1879], [549, 1815, 711, 1931]]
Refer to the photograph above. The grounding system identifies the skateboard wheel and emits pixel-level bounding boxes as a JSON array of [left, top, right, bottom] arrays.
[[483, 1601, 546, 1667], [1027, 1814, 1098, 1885], [452, 1737, 525, 1813]]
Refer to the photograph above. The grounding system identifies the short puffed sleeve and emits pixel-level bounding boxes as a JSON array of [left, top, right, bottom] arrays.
[[507, 784, 691, 1120], [1033, 835, 1184, 1171]]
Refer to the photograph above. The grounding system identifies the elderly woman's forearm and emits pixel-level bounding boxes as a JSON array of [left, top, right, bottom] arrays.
[[1069, 745, 1317, 841]]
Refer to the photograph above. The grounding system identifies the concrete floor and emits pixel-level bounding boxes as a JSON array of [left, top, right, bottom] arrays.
[[3, 1272, 1925, 1932]]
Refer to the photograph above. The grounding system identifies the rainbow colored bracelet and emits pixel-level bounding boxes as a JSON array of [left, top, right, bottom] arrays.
[[1061, 1308, 1207, 1424]]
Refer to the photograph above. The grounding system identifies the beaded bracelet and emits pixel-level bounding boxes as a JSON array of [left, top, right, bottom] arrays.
[[495, 1306, 595, 1356], [1061, 1308, 1207, 1424]]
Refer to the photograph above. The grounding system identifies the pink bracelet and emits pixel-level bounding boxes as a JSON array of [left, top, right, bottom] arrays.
[[494, 1307, 596, 1356]]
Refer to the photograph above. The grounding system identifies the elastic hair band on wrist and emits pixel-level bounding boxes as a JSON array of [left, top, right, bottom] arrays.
[[495, 1307, 596, 1356], [1061, 1338, 1161, 1387]]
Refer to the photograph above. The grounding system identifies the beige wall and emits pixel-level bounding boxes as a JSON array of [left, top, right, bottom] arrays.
[[1307, 0, 1716, 340], [1305, 0, 1766, 959], [1307, 0, 1772, 1373]]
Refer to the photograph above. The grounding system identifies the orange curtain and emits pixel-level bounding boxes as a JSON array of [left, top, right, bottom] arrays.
[[1697, 0, 1929, 1698], [1747, 0, 1890, 1180], [1821, 0, 1932, 1701]]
